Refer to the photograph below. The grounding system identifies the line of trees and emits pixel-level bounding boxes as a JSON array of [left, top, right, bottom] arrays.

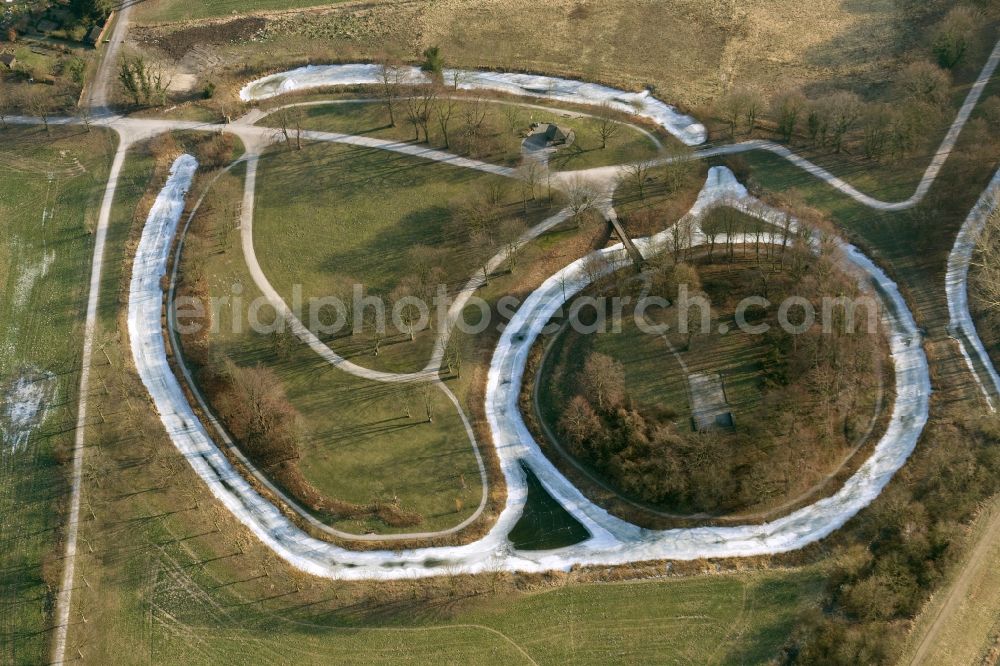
[[715, 0, 984, 160], [718, 58, 957, 159], [377, 61, 501, 157]]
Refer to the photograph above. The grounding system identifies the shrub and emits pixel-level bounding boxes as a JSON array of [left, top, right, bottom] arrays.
[[932, 6, 978, 69], [217, 363, 302, 469], [421, 46, 444, 75]]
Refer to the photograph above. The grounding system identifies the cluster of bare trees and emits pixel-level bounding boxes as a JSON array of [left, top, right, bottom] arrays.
[[448, 183, 527, 284], [718, 53, 963, 159], [376, 62, 500, 157], [0, 84, 62, 133], [546, 200, 882, 513], [615, 144, 697, 204]]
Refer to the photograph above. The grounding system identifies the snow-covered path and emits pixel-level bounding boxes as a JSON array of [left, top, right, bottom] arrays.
[[128, 164, 932, 579], [559, 38, 1000, 213], [946, 165, 1000, 410], [21, 45, 997, 614], [239, 64, 706, 146]]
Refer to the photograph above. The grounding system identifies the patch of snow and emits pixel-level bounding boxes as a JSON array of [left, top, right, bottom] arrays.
[[238, 64, 707, 146], [1, 370, 56, 453], [13, 250, 56, 308]]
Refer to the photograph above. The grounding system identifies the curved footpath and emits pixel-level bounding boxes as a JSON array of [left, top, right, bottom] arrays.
[[129, 163, 930, 579], [237, 39, 1000, 212], [946, 165, 1000, 411], [485, 167, 930, 563], [27, 47, 999, 655], [239, 64, 707, 146]]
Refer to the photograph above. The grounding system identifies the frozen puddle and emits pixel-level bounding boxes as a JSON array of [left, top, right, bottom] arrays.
[[1, 370, 56, 453], [239, 64, 707, 146]]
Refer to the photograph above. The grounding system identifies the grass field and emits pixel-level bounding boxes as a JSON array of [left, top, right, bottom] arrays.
[[66, 409, 827, 664], [276, 99, 663, 170], [251, 139, 555, 373], [136, 0, 991, 113], [181, 160, 484, 534], [134, 0, 348, 24], [50, 130, 827, 665], [142, 569, 824, 665], [0, 126, 116, 664]]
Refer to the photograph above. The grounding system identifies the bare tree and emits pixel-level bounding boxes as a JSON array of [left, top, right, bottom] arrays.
[[581, 251, 612, 287], [218, 363, 301, 469], [558, 395, 601, 447], [806, 101, 827, 145], [452, 186, 502, 242], [516, 160, 544, 211], [461, 97, 489, 155], [422, 385, 435, 423], [704, 221, 719, 262], [118, 54, 169, 107], [670, 214, 695, 262], [620, 160, 654, 200], [377, 60, 404, 127], [501, 103, 522, 136], [824, 91, 862, 153], [273, 107, 302, 150], [743, 86, 765, 135], [750, 217, 765, 264], [720, 207, 740, 261], [0, 87, 11, 129], [363, 307, 385, 356], [862, 103, 892, 160], [391, 280, 423, 341], [434, 94, 458, 149], [578, 352, 625, 411], [445, 344, 464, 378], [772, 89, 806, 143], [24, 89, 52, 134], [933, 6, 977, 69], [77, 104, 93, 132], [565, 177, 601, 226], [471, 228, 496, 285], [293, 108, 304, 150], [404, 86, 436, 142], [896, 61, 952, 108], [596, 102, 621, 149], [718, 89, 746, 138], [498, 217, 527, 273], [718, 86, 762, 137], [660, 144, 696, 194]]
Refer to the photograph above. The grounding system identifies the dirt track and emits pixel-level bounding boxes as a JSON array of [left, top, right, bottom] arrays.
[[907, 497, 1000, 665]]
